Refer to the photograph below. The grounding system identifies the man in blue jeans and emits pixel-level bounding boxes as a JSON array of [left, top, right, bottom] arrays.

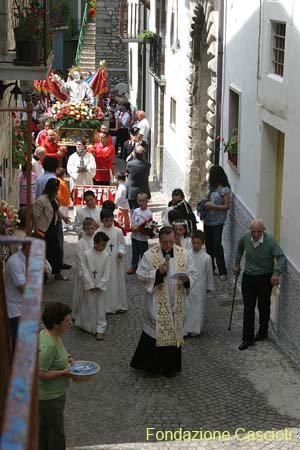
[[234, 219, 286, 351]]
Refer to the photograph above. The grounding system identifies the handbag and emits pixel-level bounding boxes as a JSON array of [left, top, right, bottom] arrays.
[[196, 199, 208, 220]]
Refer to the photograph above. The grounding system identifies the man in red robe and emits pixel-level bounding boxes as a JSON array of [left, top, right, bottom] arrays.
[[92, 131, 115, 186], [43, 129, 67, 160], [35, 121, 53, 147]]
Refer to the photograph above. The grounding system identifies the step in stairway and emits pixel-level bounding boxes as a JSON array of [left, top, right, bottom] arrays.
[[79, 22, 96, 77]]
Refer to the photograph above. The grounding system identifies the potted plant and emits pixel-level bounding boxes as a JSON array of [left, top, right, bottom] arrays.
[[138, 29, 156, 43], [13, 0, 44, 64], [88, 7, 96, 21], [88, 0, 96, 22], [223, 128, 238, 165]]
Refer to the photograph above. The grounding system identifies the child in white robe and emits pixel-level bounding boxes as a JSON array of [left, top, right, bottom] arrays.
[[98, 208, 127, 313], [72, 218, 98, 319], [184, 230, 214, 336], [173, 220, 192, 251], [74, 190, 101, 238], [75, 231, 110, 340]]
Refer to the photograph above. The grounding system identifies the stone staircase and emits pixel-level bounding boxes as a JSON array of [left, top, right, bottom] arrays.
[[80, 22, 96, 78]]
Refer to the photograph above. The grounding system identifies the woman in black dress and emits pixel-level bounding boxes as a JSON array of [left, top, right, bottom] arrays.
[[32, 178, 70, 280]]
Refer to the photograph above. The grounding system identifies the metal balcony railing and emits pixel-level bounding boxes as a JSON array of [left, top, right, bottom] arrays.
[[0, 0, 52, 67], [149, 35, 165, 79], [119, 0, 144, 41], [74, 0, 89, 67], [0, 236, 45, 450]]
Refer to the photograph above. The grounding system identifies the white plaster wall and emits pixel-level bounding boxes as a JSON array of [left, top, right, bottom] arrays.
[[128, 42, 139, 109], [163, 0, 192, 189], [276, 0, 300, 271], [149, 0, 156, 32], [222, 0, 261, 216], [223, 0, 300, 271]]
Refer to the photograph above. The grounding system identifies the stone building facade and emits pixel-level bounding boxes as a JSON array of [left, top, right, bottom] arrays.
[[96, 0, 128, 88]]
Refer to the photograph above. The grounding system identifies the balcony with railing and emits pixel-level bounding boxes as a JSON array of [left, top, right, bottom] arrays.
[[0, 0, 53, 81], [119, 0, 145, 42], [149, 35, 165, 83], [0, 235, 45, 450]]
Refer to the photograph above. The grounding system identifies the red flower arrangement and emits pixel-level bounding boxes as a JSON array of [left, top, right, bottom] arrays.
[[137, 219, 160, 238], [0, 201, 20, 235]]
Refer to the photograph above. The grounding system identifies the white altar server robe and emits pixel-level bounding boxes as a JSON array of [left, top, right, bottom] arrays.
[[75, 247, 110, 334], [184, 248, 214, 335]]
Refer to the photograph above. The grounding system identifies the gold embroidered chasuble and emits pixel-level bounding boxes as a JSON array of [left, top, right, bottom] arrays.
[[148, 244, 187, 347]]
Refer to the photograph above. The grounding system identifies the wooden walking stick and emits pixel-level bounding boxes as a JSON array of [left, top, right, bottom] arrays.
[[228, 273, 239, 331]]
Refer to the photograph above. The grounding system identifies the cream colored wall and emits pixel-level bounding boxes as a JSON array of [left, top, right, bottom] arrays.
[[222, 0, 300, 271], [0, 109, 19, 206], [0, 97, 19, 207], [163, 0, 191, 187]]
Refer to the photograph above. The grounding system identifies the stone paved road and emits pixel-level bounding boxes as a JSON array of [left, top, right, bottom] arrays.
[[42, 182, 300, 450]]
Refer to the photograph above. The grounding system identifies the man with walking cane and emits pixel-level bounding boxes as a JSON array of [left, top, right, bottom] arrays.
[[234, 219, 286, 351]]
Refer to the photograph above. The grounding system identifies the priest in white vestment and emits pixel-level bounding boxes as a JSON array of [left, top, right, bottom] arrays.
[[75, 232, 110, 338], [72, 217, 98, 319], [98, 209, 127, 313], [184, 231, 214, 336], [67, 140, 96, 192], [130, 226, 196, 376], [74, 190, 101, 237]]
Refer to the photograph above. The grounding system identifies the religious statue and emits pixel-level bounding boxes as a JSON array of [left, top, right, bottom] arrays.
[[53, 66, 94, 104]]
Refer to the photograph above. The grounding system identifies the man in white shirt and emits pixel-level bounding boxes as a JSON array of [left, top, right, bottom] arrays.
[[136, 110, 150, 143], [31, 146, 46, 177], [5, 246, 26, 353]]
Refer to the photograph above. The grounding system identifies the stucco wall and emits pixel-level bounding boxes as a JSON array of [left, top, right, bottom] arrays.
[[222, 0, 300, 361], [162, 2, 193, 198]]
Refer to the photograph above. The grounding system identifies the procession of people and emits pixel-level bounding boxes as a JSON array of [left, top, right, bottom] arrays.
[[4, 64, 287, 450]]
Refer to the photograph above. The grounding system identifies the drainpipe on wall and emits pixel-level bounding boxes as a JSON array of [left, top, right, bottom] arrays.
[[214, 0, 224, 165], [142, 5, 147, 110]]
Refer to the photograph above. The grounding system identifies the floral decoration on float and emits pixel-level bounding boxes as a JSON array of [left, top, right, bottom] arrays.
[[45, 101, 105, 130]]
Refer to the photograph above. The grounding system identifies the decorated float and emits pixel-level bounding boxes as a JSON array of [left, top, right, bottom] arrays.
[[45, 100, 104, 146], [35, 61, 108, 146]]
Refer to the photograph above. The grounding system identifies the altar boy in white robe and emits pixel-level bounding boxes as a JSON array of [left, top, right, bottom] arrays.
[[98, 209, 127, 313], [75, 231, 110, 340], [72, 217, 98, 319], [130, 226, 196, 377], [184, 230, 214, 336]]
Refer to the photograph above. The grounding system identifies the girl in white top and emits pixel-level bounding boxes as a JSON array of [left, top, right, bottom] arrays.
[[173, 220, 192, 251], [115, 172, 130, 230]]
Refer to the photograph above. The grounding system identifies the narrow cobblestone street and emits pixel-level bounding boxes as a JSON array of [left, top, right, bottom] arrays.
[[42, 184, 300, 450]]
